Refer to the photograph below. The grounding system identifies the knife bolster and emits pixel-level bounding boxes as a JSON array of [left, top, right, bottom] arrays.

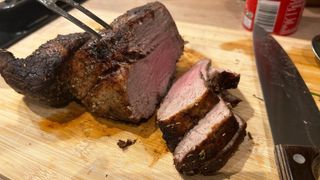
[[275, 144, 320, 180]]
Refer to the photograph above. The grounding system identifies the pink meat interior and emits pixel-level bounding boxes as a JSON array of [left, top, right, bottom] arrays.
[[127, 36, 181, 119], [157, 60, 211, 121], [174, 100, 232, 162]]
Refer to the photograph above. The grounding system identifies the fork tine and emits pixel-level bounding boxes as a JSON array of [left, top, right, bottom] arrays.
[[36, 0, 111, 39], [49, 4, 102, 38], [61, 0, 112, 29]]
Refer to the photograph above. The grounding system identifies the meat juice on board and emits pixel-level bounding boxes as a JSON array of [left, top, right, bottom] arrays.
[[243, 0, 305, 35]]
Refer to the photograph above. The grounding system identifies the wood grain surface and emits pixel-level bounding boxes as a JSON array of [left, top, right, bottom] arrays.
[[0, 0, 320, 179]]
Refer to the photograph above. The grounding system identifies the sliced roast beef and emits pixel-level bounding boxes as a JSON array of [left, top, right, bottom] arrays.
[[0, 33, 90, 107], [157, 60, 220, 151], [197, 115, 246, 175], [157, 59, 240, 151], [67, 2, 184, 123], [173, 99, 246, 175]]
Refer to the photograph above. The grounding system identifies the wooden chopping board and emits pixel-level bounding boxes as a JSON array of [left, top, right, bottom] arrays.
[[1, 2, 320, 180]]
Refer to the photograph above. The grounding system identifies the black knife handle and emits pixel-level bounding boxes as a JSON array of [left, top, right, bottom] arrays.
[[275, 144, 320, 180]]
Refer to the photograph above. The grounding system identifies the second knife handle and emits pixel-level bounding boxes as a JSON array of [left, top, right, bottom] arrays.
[[275, 144, 320, 180]]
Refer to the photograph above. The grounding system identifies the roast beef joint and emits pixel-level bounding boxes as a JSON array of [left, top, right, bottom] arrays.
[[0, 2, 184, 123]]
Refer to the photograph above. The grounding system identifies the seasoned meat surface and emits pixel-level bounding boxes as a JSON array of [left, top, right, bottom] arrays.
[[196, 115, 246, 175], [0, 33, 90, 107], [67, 2, 184, 122]]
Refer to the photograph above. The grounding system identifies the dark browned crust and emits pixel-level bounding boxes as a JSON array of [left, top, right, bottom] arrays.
[[0, 33, 90, 107], [207, 69, 240, 93], [198, 115, 247, 175], [174, 115, 246, 176], [158, 91, 220, 151], [80, 65, 134, 122], [174, 115, 239, 175], [117, 139, 137, 149], [65, 30, 131, 101], [72, 2, 183, 123], [217, 70, 240, 90]]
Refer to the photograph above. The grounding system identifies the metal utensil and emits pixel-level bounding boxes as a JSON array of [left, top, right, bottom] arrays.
[[312, 34, 320, 61], [253, 24, 320, 180], [36, 0, 111, 38]]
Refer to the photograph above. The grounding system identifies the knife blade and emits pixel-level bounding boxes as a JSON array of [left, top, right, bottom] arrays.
[[253, 24, 320, 180]]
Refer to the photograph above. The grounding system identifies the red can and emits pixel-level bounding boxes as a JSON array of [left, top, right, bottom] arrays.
[[243, 0, 305, 35]]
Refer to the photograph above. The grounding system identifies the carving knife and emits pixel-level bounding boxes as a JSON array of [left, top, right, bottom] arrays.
[[253, 24, 320, 180]]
